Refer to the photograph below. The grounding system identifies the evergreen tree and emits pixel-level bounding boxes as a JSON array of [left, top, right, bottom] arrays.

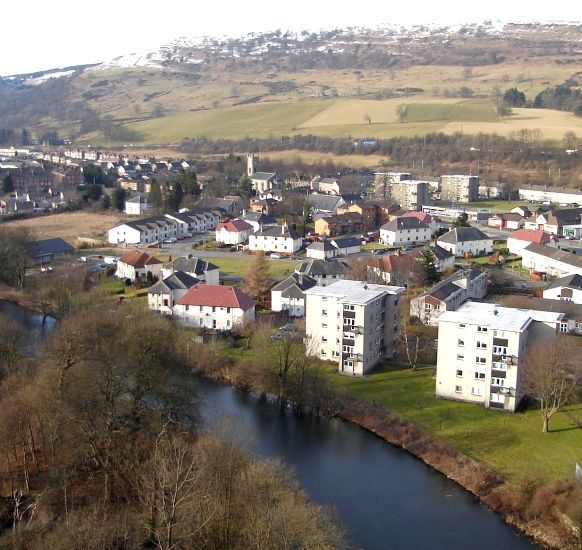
[[100, 194, 112, 210], [419, 248, 440, 285], [2, 174, 14, 194], [242, 252, 271, 308], [237, 176, 253, 199], [111, 188, 127, 211], [148, 180, 163, 210], [452, 212, 470, 227], [174, 182, 184, 211], [176, 171, 200, 198]]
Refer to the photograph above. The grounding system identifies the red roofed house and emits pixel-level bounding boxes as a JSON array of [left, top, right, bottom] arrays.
[[215, 219, 254, 245], [401, 210, 441, 235], [115, 251, 163, 282], [487, 212, 525, 230], [173, 284, 255, 330], [507, 229, 559, 255]]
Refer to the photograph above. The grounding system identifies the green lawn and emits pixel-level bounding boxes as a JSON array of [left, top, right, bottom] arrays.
[[212, 256, 299, 280], [328, 365, 582, 482], [471, 199, 531, 212]]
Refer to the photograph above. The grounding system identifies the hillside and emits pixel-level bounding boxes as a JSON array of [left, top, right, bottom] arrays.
[[1, 22, 581, 145]]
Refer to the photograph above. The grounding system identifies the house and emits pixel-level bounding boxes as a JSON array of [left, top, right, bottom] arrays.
[[125, 195, 152, 215], [402, 210, 440, 235], [437, 227, 494, 258], [296, 258, 350, 287], [519, 185, 582, 207], [215, 219, 253, 245], [249, 197, 278, 216], [304, 280, 405, 375], [271, 273, 317, 317], [521, 243, 582, 277], [330, 236, 361, 256], [26, 237, 75, 264], [523, 206, 582, 237], [165, 210, 221, 234], [440, 175, 479, 203], [311, 176, 340, 195], [507, 229, 558, 255], [115, 251, 163, 282], [197, 197, 243, 217], [367, 249, 423, 285], [306, 194, 345, 216], [430, 244, 456, 273], [173, 284, 255, 330], [543, 274, 582, 304], [435, 302, 563, 412], [148, 271, 199, 314], [162, 255, 219, 285], [410, 269, 488, 325], [487, 212, 524, 230], [108, 215, 178, 245], [238, 211, 278, 233], [314, 212, 365, 237], [379, 217, 432, 246], [248, 223, 302, 254], [337, 201, 384, 228], [306, 241, 338, 260], [500, 295, 582, 335]]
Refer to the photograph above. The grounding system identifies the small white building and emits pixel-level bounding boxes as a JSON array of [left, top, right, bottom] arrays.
[[271, 273, 317, 317], [401, 211, 441, 235], [115, 251, 163, 282], [306, 241, 338, 260], [148, 271, 199, 314], [162, 256, 220, 285], [295, 258, 350, 287], [507, 229, 558, 255], [330, 236, 362, 256], [521, 243, 582, 277], [173, 284, 255, 330], [215, 219, 253, 245], [380, 217, 432, 246], [124, 195, 152, 215], [437, 227, 494, 258], [543, 274, 582, 304], [238, 211, 278, 233], [248, 223, 303, 254]]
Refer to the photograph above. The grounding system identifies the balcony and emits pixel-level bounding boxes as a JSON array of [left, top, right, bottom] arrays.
[[343, 310, 356, 319], [493, 354, 515, 365], [348, 353, 364, 362]]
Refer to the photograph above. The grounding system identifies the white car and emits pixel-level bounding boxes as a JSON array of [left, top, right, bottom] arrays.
[[40, 266, 54, 273], [270, 253, 282, 259], [163, 238, 178, 244]]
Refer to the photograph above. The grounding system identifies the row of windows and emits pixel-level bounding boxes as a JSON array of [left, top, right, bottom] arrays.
[[454, 385, 483, 396], [458, 324, 488, 332], [455, 370, 486, 379]]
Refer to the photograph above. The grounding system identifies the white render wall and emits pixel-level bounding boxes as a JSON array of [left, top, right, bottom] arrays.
[[437, 238, 494, 258], [543, 286, 582, 304], [521, 249, 582, 277], [148, 288, 189, 314], [380, 227, 432, 246], [215, 227, 251, 245], [271, 291, 305, 317], [519, 188, 582, 205], [248, 234, 302, 253], [172, 304, 255, 330], [507, 237, 557, 255]]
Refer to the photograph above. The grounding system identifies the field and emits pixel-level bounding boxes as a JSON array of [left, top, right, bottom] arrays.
[[329, 365, 582, 482], [1, 211, 127, 241], [210, 256, 300, 280]]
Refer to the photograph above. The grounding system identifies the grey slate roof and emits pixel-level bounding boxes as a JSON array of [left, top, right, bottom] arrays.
[[254, 225, 301, 239], [500, 296, 582, 320], [331, 236, 361, 249], [296, 259, 350, 277], [419, 268, 486, 301], [125, 215, 176, 231], [250, 172, 276, 181], [271, 273, 317, 299], [167, 256, 219, 274], [546, 273, 582, 291], [381, 217, 429, 231], [149, 271, 199, 294], [27, 237, 74, 258], [307, 241, 335, 252], [240, 212, 277, 225], [430, 243, 455, 261], [523, 243, 582, 270], [438, 226, 491, 243], [306, 195, 343, 212]]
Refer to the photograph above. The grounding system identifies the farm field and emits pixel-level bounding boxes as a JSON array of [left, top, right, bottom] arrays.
[[328, 365, 582, 482], [1, 211, 127, 241], [211, 256, 299, 280]]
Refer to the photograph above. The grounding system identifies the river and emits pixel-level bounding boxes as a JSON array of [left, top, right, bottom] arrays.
[[1, 301, 534, 549]]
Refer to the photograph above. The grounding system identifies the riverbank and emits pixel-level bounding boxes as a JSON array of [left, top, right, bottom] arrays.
[[0, 286, 41, 313], [197, 366, 576, 549]]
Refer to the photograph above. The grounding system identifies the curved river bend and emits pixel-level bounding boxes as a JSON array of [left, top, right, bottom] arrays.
[[1, 301, 534, 549]]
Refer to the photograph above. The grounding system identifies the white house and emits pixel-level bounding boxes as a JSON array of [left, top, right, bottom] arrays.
[[306, 241, 338, 260], [270, 273, 317, 317], [330, 236, 361, 256], [108, 215, 178, 245], [215, 219, 253, 245], [148, 271, 199, 314], [431, 244, 456, 273], [248, 223, 302, 254], [295, 259, 350, 287], [507, 229, 558, 255], [162, 256, 220, 285], [114, 251, 163, 282], [173, 284, 255, 330], [238, 211, 278, 233], [401, 211, 441, 235], [380, 217, 432, 246], [521, 243, 582, 277], [436, 227, 494, 258], [124, 195, 152, 215], [543, 274, 582, 304]]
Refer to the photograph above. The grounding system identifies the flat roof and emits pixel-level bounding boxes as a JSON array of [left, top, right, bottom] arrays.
[[304, 279, 404, 304], [438, 301, 562, 331]]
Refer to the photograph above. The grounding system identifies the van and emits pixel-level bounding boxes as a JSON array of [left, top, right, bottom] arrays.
[[103, 256, 118, 265]]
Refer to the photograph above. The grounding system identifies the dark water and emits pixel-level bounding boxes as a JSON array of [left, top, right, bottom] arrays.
[[198, 377, 535, 550], [1, 301, 534, 549], [0, 300, 56, 352]]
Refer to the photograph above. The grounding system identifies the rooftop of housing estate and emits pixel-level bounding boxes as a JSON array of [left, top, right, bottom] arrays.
[[253, 224, 301, 239], [167, 256, 218, 274], [26, 237, 74, 258], [438, 301, 563, 331], [296, 258, 350, 277], [381, 217, 429, 231], [430, 243, 455, 261], [176, 284, 255, 310], [509, 229, 557, 244], [119, 251, 163, 268], [271, 273, 317, 298], [419, 269, 485, 301], [240, 211, 277, 224], [500, 295, 582, 319], [438, 226, 491, 243], [148, 271, 199, 293], [546, 273, 582, 291], [523, 243, 582, 269], [307, 241, 336, 252], [304, 279, 403, 303]]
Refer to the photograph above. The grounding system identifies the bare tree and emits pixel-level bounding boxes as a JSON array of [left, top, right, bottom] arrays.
[[522, 336, 581, 433], [395, 103, 409, 123], [363, 113, 372, 125], [398, 306, 429, 371], [0, 228, 34, 288]]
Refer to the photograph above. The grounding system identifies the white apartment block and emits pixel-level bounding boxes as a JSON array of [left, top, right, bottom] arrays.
[[436, 302, 562, 412], [304, 280, 404, 376], [374, 177, 431, 211], [440, 175, 479, 203], [379, 217, 432, 246], [519, 185, 582, 206]]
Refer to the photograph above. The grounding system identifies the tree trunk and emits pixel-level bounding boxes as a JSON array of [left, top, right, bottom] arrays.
[[542, 414, 549, 433]]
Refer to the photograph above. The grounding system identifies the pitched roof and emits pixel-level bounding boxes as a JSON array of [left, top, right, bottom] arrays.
[[148, 271, 199, 294], [124, 215, 176, 231], [381, 217, 429, 231], [430, 243, 455, 261], [119, 251, 163, 268], [168, 256, 218, 274], [523, 243, 582, 269], [271, 273, 317, 299], [402, 211, 435, 223], [306, 194, 343, 212], [331, 236, 361, 249], [240, 211, 277, 224], [438, 226, 491, 243], [509, 229, 557, 244], [253, 225, 301, 239], [307, 241, 335, 251], [250, 172, 276, 181], [27, 237, 74, 258], [296, 258, 350, 277], [418, 268, 486, 301], [499, 296, 582, 320], [176, 284, 255, 310], [546, 273, 582, 291], [216, 219, 253, 232]]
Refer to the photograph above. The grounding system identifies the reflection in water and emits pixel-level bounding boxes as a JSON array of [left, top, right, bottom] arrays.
[[0, 301, 56, 352]]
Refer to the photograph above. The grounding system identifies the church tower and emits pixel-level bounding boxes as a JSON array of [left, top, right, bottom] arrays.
[[247, 153, 259, 176]]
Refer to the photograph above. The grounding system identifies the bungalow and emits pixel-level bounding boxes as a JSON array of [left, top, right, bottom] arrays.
[[162, 255, 220, 285], [436, 227, 494, 258], [379, 217, 431, 246], [543, 274, 582, 304], [271, 273, 317, 317], [521, 243, 582, 277], [330, 235, 361, 256], [115, 251, 163, 282], [487, 212, 524, 230], [306, 241, 338, 260], [410, 268, 488, 325], [215, 219, 253, 245], [173, 284, 255, 330], [248, 223, 302, 254], [507, 229, 558, 255], [148, 271, 199, 314], [295, 258, 350, 287]]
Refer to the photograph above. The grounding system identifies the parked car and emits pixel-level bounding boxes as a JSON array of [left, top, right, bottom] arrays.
[[40, 266, 53, 273], [163, 237, 178, 244], [270, 253, 282, 259], [402, 245, 414, 251]]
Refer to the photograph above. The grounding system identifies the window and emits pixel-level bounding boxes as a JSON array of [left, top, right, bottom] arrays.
[[459, 324, 466, 328], [493, 345, 507, 355], [475, 357, 486, 364], [425, 304, 432, 310], [322, 323, 328, 328], [322, 309, 328, 317], [491, 377, 505, 387], [457, 354, 465, 361], [477, 326, 488, 332], [471, 386, 483, 396], [456, 369, 463, 377], [560, 322, 568, 333], [492, 362, 507, 371], [321, 336, 328, 342], [344, 304, 355, 311], [212, 306, 216, 313], [476, 341, 487, 349], [474, 371, 486, 380], [455, 385, 463, 393], [458, 339, 465, 347]]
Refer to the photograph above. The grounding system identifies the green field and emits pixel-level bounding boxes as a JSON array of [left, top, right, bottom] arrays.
[[329, 365, 582, 482], [211, 256, 299, 280]]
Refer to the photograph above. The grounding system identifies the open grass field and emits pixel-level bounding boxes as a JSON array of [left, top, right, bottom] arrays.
[[1, 211, 127, 241], [328, 365, 582, 482], [257, 150, 389, 168], [211, 256, 299, 280]]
